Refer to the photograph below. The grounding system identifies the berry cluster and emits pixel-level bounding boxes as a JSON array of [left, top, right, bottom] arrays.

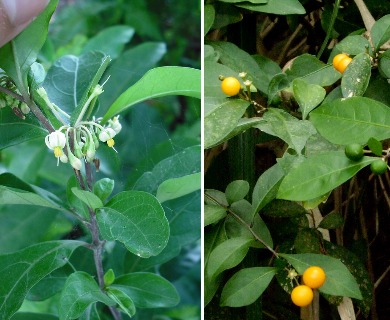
[[290, 266, 326, 307], [0, 73, 30, 117]]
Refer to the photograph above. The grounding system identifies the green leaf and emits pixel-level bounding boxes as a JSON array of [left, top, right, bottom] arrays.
[[267, 73, 290, 103], [204, 97, 250, 149], [93, 178, 114, 202], [111, 272, 180, 308], [104, 269, 116, 287], [43, 51, 110, 122], [225, 180, 250, 204], [310, 97, 390, 145], [206, 117, 264, 149], [207, 237, 253, 280], [97, 191, 169, 258], [106, 288, 136, 318], [204, 4, 216, 35], [341, 52, 371, 98], [285, 54, 340, 87], [101, 66, 201, 123], [280, 253, 363, 299], [323, 241, 372, 316], [277, 151, 376, 201], [252, 162, 285, 217], [0, 186, 63, 210], [81, 25, 135, 59], [378, 50, 390, 78], [236, 0, 305, 15], [156, 172, 201, 203], [204, 205, 227, 226], [0, 0, 58, 95], [371, 14, 390, 50], [0, 241, 83, 319], [292, 78, 326, 120], [71, 188, 104, 210], [212, 2, 242, 30], [255, 108, 316, 153], [220, 267, 276, 307], [99, 42, 167, 110], [0, 104, 47, 151], [219, 0, 267, 3], [59, 271, 114, 320], [367, 137, 383, 156], [133, 145, 200, 194], [294, 228, 322, 253], [330, 35, 371, 60], [11, 313, 58, 320], [262, 199, 307, 218], [318, 211, 344, 229]]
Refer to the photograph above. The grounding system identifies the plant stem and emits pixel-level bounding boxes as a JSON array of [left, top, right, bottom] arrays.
[[317, 0, 341, 59], [205, 192, 279, 258]]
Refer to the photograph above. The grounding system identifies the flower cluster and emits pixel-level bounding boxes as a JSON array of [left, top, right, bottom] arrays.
[[45, 116, 122, 170]]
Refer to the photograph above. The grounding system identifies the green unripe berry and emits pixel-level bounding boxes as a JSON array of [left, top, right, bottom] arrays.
[[370, 159, 388, 175], [345, 143, 364, 161]]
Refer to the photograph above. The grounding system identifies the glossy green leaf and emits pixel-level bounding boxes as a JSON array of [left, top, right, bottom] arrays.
[[318, 211, 344, 229], [267, 73, 290, 103], [277, 152, 376, 201], [212, 2, 242, 30], [262, 199, 307, 218], [323, 242, 372, 315], [371, 14, 390, 50], [204, 4, 216, 35], [97, 191, 169, 258], [255, 108, 316, 153], [367, 137, 383, 156], [43, 51, 110, 118], [220, 267, 276, 307], [104, 269, 115, 287], [285, 54, 340, 87], [341, 52, 371, 98], [106, 287, 136, 318], [280, 253, 362, 299], [292, 78, 326, 119], [329, 35, 371, 61], [156, 172, 201, 203], [0, 0, 58, 95], [207, 237, 253, 280], [252, 162, 285, 217], [102, 67, 201, 123], [133, 145, 200, 194], [204, 205, 227, 226], [378, 50, 390, 78], [81, 25, 135, 59], [204, 97, 250, 149], [112, 273, 180, 308], [294, 228, 322, 253], [59, 271, 114, 320], [99, 42, 167, 111], [237, 0, 305, 14], [206, 117, 265, 149], [225, 180, 250, 204], [71, 188, 103, 210], [0, 241, 83, 319], [310, 97, 390, 145], [0, 186, 63, 210], [11, 313, 58, 320], [93, 178, 114, 202]]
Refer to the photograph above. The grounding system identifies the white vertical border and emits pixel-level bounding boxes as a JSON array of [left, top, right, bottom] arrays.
[[200, 0, 205, 318]]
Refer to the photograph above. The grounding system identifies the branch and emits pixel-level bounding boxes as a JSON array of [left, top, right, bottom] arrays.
[[354, 0, 375, 32]]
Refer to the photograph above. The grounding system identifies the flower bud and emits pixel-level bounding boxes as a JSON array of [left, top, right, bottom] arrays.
[[20, 103, 30, 114]]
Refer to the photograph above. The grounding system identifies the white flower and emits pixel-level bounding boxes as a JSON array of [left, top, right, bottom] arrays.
[[108, 116, 122, 134], [99, 128, 116, 148], [45, 131, 66, 165]]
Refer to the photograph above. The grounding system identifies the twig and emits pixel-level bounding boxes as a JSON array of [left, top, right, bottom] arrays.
[[353, 0, 375, 32], [205, 192, 279, 257], [277, 24, 303, 64]]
